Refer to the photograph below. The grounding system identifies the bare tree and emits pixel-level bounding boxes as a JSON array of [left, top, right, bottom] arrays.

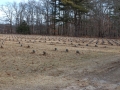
[[0, 2, 14, 33]]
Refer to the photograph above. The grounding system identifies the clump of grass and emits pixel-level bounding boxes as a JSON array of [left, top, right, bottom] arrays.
[[71, 43, 73, 45], [103, 46, 107, 48], [66, 49, 69, 52], [95, 44, 98, 47], [76, 50, 80, 54], [43, 51, 46, 55], [30, 50, 35, 54], [1, 45, 3, 48], [73, 45, 77, 47], [86, 44, 88, 46], [54, 48, 57, 51], [27, 45, 30, 48]]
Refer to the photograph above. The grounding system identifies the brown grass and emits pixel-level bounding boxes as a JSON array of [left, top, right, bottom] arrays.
[[0, 34, 120, 90]]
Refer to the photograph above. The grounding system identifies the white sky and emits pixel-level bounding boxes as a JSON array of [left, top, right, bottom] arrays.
[[0, 0, 28, 5], [0, 0, 39, 23], [0, 0, 30, 21]]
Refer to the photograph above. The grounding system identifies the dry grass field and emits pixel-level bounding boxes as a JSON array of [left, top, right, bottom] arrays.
[[0, 34, 120, 90]]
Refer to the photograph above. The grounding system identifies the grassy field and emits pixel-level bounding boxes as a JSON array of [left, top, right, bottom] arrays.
[[0, 34, 120, 90]]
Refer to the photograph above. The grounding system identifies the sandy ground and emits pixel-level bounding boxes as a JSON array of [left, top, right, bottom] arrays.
[[0, 34, 120, 90]]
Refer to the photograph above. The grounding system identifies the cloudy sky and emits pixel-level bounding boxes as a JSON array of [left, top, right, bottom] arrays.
[[0, 0, 28, 5], [0, 0, 29, 19]]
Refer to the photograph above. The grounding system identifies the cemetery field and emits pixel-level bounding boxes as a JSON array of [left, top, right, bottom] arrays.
[[0, 34, 120, 90]]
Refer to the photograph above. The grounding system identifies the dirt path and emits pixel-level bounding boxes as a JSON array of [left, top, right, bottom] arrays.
[[59, 54, 120, 90]]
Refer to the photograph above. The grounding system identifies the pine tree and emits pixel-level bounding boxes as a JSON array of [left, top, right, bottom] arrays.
[[16, 20, 30, 34], [50, 0, 88, 36], [61, 0, 88, 12], [61, 0, 88, 36]]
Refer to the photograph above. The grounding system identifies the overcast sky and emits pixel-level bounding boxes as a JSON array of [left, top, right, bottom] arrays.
[[0, 0, 29, 20], [0, 0, 39, 21], [0, 0, 28, 5]]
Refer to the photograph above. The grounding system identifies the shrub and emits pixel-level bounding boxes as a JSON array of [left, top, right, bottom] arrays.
[[16, 20, 30, 34]]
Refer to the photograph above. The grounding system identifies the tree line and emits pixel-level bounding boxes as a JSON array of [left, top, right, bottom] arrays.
[[0, 0, 120, 38]]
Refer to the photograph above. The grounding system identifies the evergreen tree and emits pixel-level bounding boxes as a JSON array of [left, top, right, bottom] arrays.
[[50, 0, 88, 36], [60, 0, 88, 36], [16, 20, 30, 34], [61, 0, 88, 12]]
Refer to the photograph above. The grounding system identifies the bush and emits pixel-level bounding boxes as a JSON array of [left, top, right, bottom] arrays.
[[16, 20, 30, 34]]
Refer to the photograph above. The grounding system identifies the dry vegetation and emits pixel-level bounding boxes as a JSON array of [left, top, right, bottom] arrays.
[[0, 34, 120, 90]]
